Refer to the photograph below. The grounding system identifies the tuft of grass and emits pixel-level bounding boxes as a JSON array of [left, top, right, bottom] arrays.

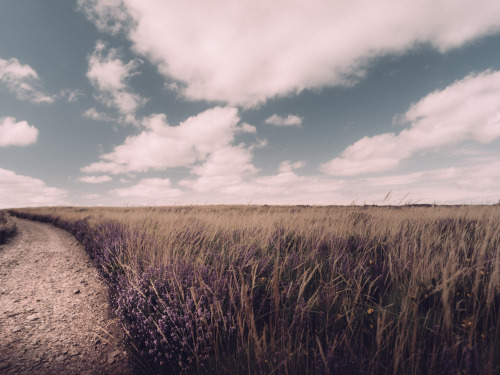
[[10, 205, 500, 374], [0, 210, 17, 244]]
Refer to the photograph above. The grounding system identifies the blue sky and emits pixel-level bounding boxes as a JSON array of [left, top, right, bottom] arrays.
[[1, 0, 500, 207]]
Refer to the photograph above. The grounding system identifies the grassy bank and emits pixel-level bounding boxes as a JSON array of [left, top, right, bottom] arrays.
[[0, 211, 17, 244], [9, 205, 500, 374]]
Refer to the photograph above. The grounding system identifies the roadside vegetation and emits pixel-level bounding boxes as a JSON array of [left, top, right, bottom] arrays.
[[9, 205, 500, 375], [0, 210, 17, 244]]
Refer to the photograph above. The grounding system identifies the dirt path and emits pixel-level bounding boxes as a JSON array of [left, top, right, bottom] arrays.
[[0, 218, 134, 375]]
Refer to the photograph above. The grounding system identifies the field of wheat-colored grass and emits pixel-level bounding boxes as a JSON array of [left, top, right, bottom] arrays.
[[9, 205, 500, 375], [0, 211, 17, 244]]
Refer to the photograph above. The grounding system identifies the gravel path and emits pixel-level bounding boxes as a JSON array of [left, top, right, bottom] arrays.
[[0, 218, 134, 375]]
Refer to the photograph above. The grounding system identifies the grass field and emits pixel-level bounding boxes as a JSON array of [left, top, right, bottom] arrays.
[[0, 211, 17, 244], [9, 205, 500, 374]]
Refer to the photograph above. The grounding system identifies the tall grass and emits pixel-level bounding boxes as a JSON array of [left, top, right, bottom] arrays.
[[0, 210, 17, 244], [10, 205, 500, 374]]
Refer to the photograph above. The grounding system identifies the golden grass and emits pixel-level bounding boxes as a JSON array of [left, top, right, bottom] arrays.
[[0, 210, 16, 244], [10, 205, 500, 374]]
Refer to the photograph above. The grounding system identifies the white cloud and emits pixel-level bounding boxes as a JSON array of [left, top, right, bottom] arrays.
[[58, 89, 85, 103], [240, 122, 257, 134], [82, 107, 116, 122], [176, 155, 500, 205], [180, 145, 259, 193], [0, 58, 54, 103], [87, 41, 146, 118], [0, 168, 68, 208], [78, 0, 500, 107], [265, 114, 303, 127], [320, 70, 500, 176], [278, 160, 306, 173], [347, 158, 500, 204], [81, 149, 500, 206], [251, 173, 333, 203], [78, 175, 112, 183], [77, 0, 133, 34], [83, 193, 102, 200], [179, 163, 344, 205], [67, 90, 83, 103], [82, 106, 250, 174], [0, 117, 39, 147], [111, 178, 184, 204]]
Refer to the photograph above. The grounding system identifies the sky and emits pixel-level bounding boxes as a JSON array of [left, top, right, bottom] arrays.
[[1, 0, 500, 208]]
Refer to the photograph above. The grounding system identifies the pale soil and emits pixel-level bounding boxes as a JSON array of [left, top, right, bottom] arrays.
[[0, 218, 134, 375]]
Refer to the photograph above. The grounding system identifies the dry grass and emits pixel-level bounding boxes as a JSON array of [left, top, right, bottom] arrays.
[[0, 210, 17, 244], [10, 205, 500, 374]]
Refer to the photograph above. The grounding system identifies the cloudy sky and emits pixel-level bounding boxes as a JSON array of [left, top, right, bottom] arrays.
[[1, 0, 500, 208]]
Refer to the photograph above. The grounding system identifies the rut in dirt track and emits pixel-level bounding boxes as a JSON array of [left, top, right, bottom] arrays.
[[0, 218, 134, 375]]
